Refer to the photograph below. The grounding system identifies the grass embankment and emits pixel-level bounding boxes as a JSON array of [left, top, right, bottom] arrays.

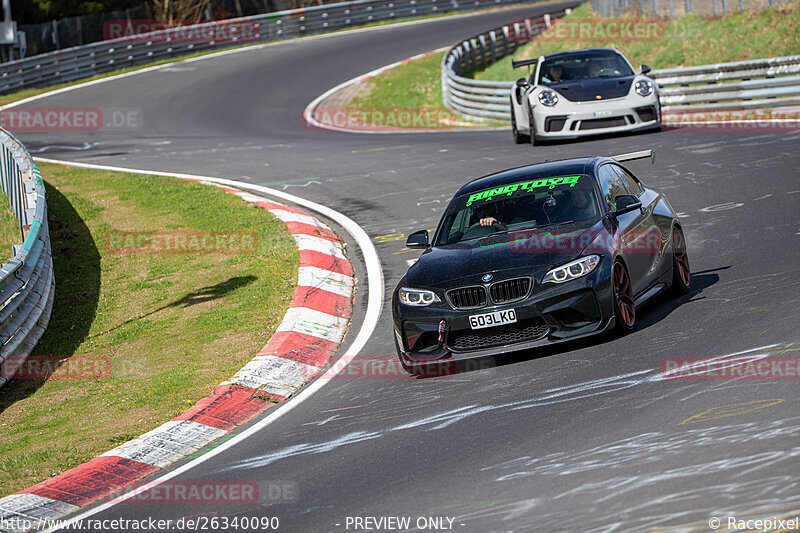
[[345, 51, 467, 128], [476, 1, 800, 81], [346, 0, 800, 126], [0, 164, 297, 495]]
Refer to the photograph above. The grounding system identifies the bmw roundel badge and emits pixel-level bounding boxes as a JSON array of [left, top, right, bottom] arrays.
[[482, 274, 493, 282]]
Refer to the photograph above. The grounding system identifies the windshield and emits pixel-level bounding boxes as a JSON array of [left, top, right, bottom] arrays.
[[435, 175, 601, 246], [538, 51, 634, 84]]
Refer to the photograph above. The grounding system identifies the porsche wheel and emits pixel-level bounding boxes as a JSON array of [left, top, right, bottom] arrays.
[[613, 261, 635, 332], [511, 109, 528, 144], [529, 111, 540, 146], [671, 226, 691, 295]]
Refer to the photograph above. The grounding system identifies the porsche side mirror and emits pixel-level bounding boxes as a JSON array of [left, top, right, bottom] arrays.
[[406, 230, 430, 249], [612, 195, 643, 217], [515, 77, 529, 88], [640, 64, 651, 75]]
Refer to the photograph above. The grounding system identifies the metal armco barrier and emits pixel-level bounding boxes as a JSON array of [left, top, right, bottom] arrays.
[[441, 19, 800, 122], [0, 0, 555, 95], [0, 129, 55, 389]]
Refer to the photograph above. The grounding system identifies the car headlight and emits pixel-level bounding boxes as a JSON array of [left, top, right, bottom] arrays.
[[635, 80, 654, 97], [399, 288, 441, 306], [543, 255, 600, 284], [538, 89, 559, 107]]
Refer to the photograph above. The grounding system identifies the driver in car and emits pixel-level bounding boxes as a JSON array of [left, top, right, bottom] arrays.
[[475, 204, 506, 227]]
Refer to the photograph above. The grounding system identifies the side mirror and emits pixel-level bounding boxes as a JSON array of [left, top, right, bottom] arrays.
[[515, 77, 529, 88], [640, 64, 651, 75], [406, 230, 429, 249], [612, 195, 643, 217]]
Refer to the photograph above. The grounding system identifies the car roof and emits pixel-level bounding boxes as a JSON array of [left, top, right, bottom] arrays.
[[455, 157, 609, 197], [542, 48, 622, 61]]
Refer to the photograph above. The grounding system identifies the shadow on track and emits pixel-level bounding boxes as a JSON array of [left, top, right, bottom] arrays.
[[411, 267, 725, 379]]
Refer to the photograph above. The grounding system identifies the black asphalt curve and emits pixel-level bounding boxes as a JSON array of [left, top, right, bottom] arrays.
[[12, 3, 800, 532]]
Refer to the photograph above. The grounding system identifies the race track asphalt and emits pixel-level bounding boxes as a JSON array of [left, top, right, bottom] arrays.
[[11, 3, 800, 531]]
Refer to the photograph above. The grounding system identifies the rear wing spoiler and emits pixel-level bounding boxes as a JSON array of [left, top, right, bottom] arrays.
[[512, 58, 538, 70], [611, 149, 655, 165]]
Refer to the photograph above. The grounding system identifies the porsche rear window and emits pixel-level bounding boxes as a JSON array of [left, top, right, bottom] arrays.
[[435, 174, 601, 245]]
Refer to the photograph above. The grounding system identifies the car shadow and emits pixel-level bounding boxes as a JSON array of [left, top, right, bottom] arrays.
[[532, 124, 663, 147], [412, 267, 726, 378]]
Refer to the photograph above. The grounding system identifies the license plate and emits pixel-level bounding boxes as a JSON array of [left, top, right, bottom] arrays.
[[469, 309, 517, 330], [593, 110, 612, 117]]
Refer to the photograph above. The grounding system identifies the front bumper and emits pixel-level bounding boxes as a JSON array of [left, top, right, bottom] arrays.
[[533, 95, 660, 139], [393, 268, 615, 368]]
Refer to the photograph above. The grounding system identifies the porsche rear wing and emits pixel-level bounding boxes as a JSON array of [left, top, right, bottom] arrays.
[[512, 58, 538, 70], [611, 149, 655, 165]]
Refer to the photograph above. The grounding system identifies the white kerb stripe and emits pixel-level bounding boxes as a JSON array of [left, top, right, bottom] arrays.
[[100, 420, 226, 468], [233, 192, 270, 203], [297, 266, 354, 298], [225, 356, 321, 397], [276, 307, 349, 343], [292, 234, 346, 259], [268, 209, 323, 227], [0, 494, 80, 526]]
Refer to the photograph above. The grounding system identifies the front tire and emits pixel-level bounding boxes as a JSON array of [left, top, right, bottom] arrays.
[[529, 110, 541, 146], [613, 260, 635, 333], [511, 109, 528, 144], [671, 226, 691, 295]]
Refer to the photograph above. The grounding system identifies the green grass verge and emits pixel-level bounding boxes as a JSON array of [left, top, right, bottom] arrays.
[[346, 50, 504, 128], [0, 163, 298, 496], [0, 189, 20, 264], [475, 1, 800, 81]]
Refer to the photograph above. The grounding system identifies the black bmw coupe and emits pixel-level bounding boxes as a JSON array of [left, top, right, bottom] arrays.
[[392, 150, 690, 372]]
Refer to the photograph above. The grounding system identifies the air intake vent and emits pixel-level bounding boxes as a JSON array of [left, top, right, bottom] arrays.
[[446, 286, 487, 309], [490, 277, 531, 304]]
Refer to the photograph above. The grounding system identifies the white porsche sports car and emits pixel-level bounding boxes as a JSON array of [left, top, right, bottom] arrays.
[[510, 48, 661, 145]]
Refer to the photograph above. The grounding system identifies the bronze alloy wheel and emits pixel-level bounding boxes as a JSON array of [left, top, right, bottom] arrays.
[[613, 261, 635, 332], [672, 227, 691, 294]]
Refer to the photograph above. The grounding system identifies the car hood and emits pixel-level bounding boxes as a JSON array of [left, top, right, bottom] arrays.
[[406, 225, 607, 288], [549, 76, 634, 102]]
